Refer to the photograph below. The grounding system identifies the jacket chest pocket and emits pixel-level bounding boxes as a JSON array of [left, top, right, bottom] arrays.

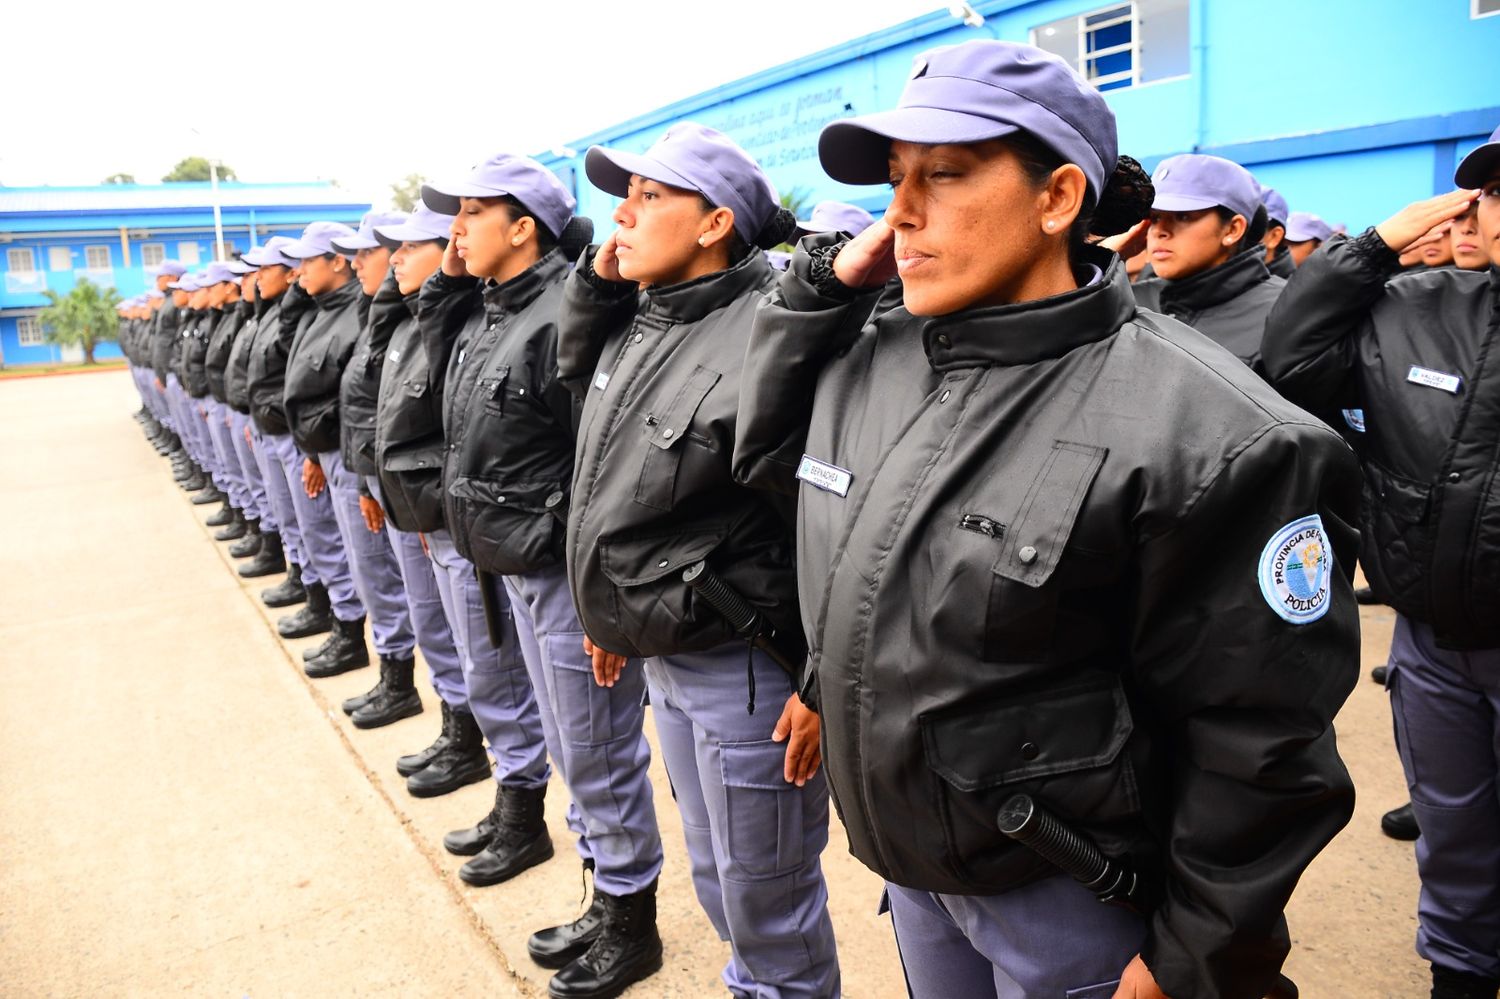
[[633, 365, 721, 512], [982, 440, 1107, 663], [478, 363, 511, 417]]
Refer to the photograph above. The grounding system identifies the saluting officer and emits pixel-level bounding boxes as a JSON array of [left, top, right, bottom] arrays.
[[738, 39, 1361, 999]]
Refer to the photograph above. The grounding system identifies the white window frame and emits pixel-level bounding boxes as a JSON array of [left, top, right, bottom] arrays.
[[7, 247, 36, 273], [16, 316, 44, 347], [140, 243, 166, 267], [178, 242, 201, 266], [1475, 0, 1500, 19], [48, 246, 72, 271], [84, 245, 112, 270], [1031, 2, 1141, 92]]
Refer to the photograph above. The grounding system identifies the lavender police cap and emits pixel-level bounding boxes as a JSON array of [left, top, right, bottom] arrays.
[[1455, 125, 1500, 188], [148, 260, 188, 278], [373, 204, 456, 251], [423, 154, 575, 240], [795, 201, 876, 238], [332, 210, 409, 253], [1151, 154, 1261, 223], [1258, 185, 1289, 226], [283, 221, 360, 260], [819, 40, 1117, 202], [226, 257, 260, 275], [585, 123, 779, 242], [1286, 212, 1333, 243], [168, 272, 200, 291], [241, 236, 301, 269], [202, 261, 239, 285]]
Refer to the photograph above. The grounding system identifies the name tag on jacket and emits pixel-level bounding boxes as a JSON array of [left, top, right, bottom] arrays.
[[1407, 366, 1461, 394], [796, 454, 853, 497]]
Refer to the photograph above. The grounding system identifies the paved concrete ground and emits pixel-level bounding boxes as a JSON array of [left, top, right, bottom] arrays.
[[0, 370, 1428, 997]]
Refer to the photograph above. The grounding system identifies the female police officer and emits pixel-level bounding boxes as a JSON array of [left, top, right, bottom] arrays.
[[736, 39, 1361, 999], [1263, 126, 1500, 999], [558, 123, 840, 998]]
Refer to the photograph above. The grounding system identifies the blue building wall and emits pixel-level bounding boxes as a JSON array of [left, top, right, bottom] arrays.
[[539, 0, 1499, 242], [0, 182, 368, 366]]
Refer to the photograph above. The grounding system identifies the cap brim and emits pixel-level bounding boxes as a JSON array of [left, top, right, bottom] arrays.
[[1152, 192, 1226, 213], [281, 240, 329, 260], [1455, 142, 1500, 188], [373, 221, 449, 251], [584, 146, 697, 199], [818, 109, 1020, 185], [226, 260, 259, 274], [422, 179, 517, 216], [331, 235, 381, 253]]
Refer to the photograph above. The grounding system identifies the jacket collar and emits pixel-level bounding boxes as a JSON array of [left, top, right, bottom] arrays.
[[483, 249, 567, 319], [643, 248, 773, 324], [920, 247, 1138, 369], [311, 276, 362, 311], [402, 287, 421, 319], [1157, 249, 1272, 314]]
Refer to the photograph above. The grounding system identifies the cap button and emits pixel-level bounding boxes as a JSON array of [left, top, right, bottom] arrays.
[[1018, 545, 1038, 565]]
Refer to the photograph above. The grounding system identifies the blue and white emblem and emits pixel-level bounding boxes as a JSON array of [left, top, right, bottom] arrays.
[[1341, 408, 1365, 433], [1258, 515, 1333, 625]]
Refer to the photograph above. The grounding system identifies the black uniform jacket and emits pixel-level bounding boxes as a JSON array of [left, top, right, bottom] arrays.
[[1132, 250, 1285, 371], [284, 278, 363, 456], [339, 278, 398, 479], [245, 287, 304, 437], [1263, 228, 1500, 649], [1267, 247, 1295, 280], [558, 245, 801, 660], [205, 300, 250, 404], [181, 308, 216, 399], [224, 301, 260, 414], [150, 298, 181, 381], [737, 237, 1361, 999], [422, 251, 576, 576], [374, 278, 455, 534]]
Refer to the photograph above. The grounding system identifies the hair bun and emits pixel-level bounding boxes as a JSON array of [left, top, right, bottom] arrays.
[[1090, 154, 1154, 238], [753, 207, 798, 250], [558, 216, 595, 260]]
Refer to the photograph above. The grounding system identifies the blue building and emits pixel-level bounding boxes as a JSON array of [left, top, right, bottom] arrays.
[[0, 182, 369, 366], [540, 0, 1500, 238]]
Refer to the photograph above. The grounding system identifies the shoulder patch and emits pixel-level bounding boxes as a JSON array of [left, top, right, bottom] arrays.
[[1258, 515, 1333, 625]]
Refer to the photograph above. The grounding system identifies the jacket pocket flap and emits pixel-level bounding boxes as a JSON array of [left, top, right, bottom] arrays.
[[921, 675, 1132, 791], [720, 739, 792, 792], [382, 444, 445, 472], [401, 378, 428, 398], [446, 476, 559, 513], [994, 440, 1106, 588], [598, 525, 727, 587], [645, 365, 720, 450], [1364, 461, 1431, 524]]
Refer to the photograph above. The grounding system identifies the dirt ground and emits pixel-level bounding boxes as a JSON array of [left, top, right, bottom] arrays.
[[0, 371, 1427, 997]]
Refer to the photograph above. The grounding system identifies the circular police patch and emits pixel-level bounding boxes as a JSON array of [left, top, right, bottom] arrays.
[[1258, 515, 1333, 625]]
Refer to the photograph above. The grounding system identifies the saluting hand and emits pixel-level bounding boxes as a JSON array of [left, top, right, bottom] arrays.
[[1376, 189, 1480, 254], [832, 222, 898, 289], [1111, 955, 1169, 999], [585, 634, 628, 687], [773, 694, 822, 787], [440, 237, 468, 278], [592, 234, 624, 283], [302, 458, 326, 498], [1100, 219, 1151, 262], [359, 495, 385, 533]]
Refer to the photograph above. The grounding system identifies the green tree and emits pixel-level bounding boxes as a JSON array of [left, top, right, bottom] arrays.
[[390, 173, 426, 212], [38, 278, 122, 365], [102, 172, 136, 185], [162, 157, 237, 183]]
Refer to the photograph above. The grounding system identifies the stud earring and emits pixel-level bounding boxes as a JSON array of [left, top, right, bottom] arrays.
[[1045, 220, 1056, 231], [698, 237, 707, 246]]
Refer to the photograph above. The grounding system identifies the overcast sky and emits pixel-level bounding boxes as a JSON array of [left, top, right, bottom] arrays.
[[3, 0, 941, 205]]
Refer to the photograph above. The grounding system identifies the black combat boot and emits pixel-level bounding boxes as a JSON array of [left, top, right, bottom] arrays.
[[190, 483, 224, 505], [215, 510, 247, 541], [341, 654, 390, 714], [1432, 964, 1500, 999], [172, 455, 195, 479], [396, 701, 455, 777], [351, 655, 421, 727], [229, 520, 263, 557], [239, 529, 287, 579], [546, 880, 663, 999], [304, 631, 338, 662], [529, 864, 605, 969], [260, 562, 306, 607], [459, 785, 553, 887], [205, 503, 236, 527], [1381, 802, 1420, 841], [443, 783, 505, 857], [405, 706, 490, 798], [304, 615, 370, 678], [277, 581, 332, 639]]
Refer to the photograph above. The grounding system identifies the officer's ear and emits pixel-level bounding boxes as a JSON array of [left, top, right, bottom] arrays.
[[1221, 213, 1250, 248]]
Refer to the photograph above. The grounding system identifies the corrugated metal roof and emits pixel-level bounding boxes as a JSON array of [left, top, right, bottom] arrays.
[[0, 182, 369, 216]]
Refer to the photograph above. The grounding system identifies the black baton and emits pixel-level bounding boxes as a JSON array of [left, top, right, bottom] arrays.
[[998, 794, 1299, 999]]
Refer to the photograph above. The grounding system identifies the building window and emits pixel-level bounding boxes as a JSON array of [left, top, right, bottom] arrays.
[[178, 242, 201, 266], [1477, 0, 1500, 17], [1032, 0, 1189, 91], [7, 247, 36, 273], [140, 243, 166, 268], [48, 246, 74, 271], [85, 246, 112, 270], [16, 316, 44, 347]]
